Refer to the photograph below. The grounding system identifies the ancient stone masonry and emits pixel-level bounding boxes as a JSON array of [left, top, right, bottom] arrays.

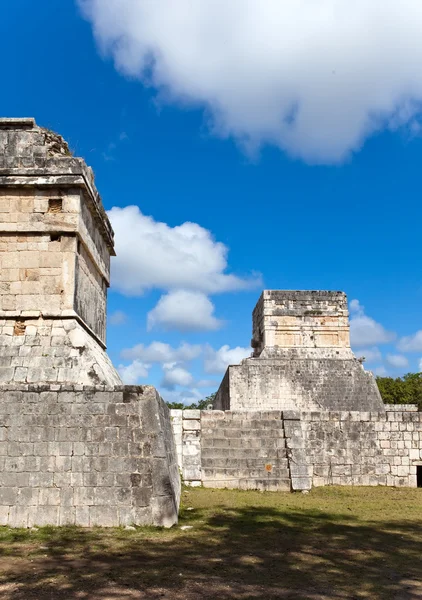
[[0, 385, 180, 527], [171, 290, 422, 492], [0, 118, 120, 385], [171, 407, 422, 491], [171, 409, 311, 492], [0, 119, 180, 526], [215, 290, 383, 411]]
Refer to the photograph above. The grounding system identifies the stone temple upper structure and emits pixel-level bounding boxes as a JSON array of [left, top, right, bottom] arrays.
[[214, 290, 384, 411], [0, 118, 121, 385]]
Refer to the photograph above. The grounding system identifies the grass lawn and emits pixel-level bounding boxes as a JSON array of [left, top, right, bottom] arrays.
[[0, 486, 421, 599]]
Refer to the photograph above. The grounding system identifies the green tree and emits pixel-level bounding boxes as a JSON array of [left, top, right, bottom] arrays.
[[166, 392, 216, 410], [376, 372, 422, 410]]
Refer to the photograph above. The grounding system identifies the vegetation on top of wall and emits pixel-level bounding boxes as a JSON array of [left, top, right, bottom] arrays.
[[376, 373, 422, 410], [166, 392, 216, 410]]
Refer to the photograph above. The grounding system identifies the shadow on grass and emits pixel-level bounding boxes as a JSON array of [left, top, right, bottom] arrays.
[[0, 503, 421, 599]]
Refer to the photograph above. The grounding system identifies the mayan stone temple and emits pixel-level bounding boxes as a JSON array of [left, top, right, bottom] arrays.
[[0, 118, 180, 527], [0, 118, 421, 529], [215, 290, 383, 411], [172, 291, 422, 492]]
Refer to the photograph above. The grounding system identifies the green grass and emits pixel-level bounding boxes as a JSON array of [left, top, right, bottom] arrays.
[[0, 486, 421, 599]]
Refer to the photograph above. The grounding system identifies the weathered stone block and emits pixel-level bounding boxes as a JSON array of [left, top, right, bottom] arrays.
[[0, 384, 180, 528]]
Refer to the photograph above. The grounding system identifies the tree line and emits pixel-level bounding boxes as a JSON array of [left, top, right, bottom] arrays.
[[166, 392, 216, 410], [376, 373, 422, 410]]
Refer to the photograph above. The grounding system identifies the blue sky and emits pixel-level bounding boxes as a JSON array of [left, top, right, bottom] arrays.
[[3, 1, 422, 401]]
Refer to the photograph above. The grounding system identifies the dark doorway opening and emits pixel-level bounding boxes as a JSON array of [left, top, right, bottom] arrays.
[[417, 466, 422, 488]]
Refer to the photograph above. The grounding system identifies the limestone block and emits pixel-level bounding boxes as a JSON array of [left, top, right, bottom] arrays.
[[183, 409, 201, 419], [183, 419, 201, 431], [0, 384, 180, 528]]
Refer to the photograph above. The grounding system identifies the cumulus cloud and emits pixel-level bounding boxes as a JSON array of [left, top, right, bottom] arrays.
[[147, 290, 222, 332], [385, 354, 409, 369], [118, 360, 149, 384], [109, 310, 127, 325], [161, 365, 194, 390], [80, 0, 422, 163], [349, 299, 395, 347], [204, 344, 251, 374], [107, 206, 259, 296], [121, 340, 201, 363], [397, 331, 422, 353]]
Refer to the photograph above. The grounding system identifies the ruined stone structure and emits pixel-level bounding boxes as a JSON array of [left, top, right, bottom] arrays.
[[0, 119, 180, 527], [1, 118, 420, 525], [0, 117, 120, 385], [215, 290, 383, 411], [172, 291, 422, 492]]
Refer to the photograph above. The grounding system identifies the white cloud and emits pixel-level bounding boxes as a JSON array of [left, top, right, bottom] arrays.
[[147, 290, 222, 332], [161, 365, 194, 390], [373, 366, 388, 377], [385, 354, 409, 369], [204, 344, 251, 374], [80, 0, 422, 163], [355, 347, 382, 364], [398, 331, 422, 353], [118, 360, 149, 384], [349, 299, 362, 314], [121, 341, 201, 363], [109, 310, 127, 325], [107, 206, 259, 296], [196, 379, 219, 389], [349, 299, 395, 347], [160, 388, 203, 406]]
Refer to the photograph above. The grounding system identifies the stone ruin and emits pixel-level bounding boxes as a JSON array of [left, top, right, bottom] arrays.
[[172, 291, 422, 491], [0, 117, 421, 528], [215, 290, 383, 411], [0, 118, 180, 527]]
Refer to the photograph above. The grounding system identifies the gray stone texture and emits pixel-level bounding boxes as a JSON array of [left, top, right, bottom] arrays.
[[215, 290, 383, 411], [0, 118, 121, 385], [302, 408, 422, 488], [0, 384, 180, 527], [200, 410, 291, 491], [171, 406, 422, 491]]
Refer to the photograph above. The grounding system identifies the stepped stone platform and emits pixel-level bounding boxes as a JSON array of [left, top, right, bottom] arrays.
[[171, 290, 422, 492], [215, 290, 383, 411]]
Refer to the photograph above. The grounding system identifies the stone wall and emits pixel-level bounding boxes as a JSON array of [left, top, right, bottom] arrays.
[[75, 241, 107, 341], [171, 407, 421, 491], [0, 183, 109, 343], [215, 357, 383, 412], [0, 225, 76, 315], [0, 384, 180, 527], [302, 408, 422, 487], [252, 290, 350, 357], [171, 409, 312, 492], [200, 410, 291, 491], [0, 317, 121, 386]]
